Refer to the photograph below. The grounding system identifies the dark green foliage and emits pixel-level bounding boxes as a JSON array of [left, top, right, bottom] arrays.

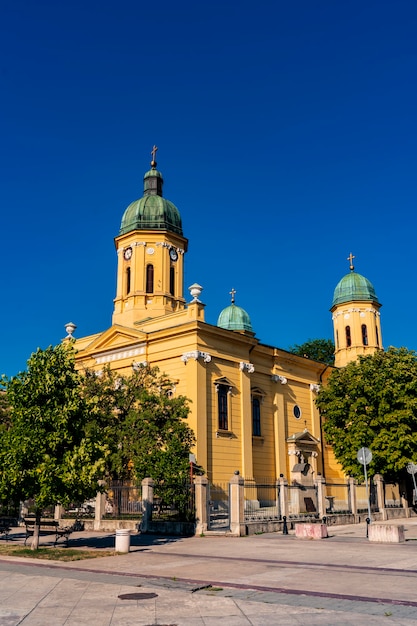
[[316, 347, 417, 481], [289, 338, 335, 365], [0, 343, 108, 513], [82, 364, 197, 513]]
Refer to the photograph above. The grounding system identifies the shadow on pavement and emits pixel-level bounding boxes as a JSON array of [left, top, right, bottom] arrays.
[[2, 528, 186, 551]]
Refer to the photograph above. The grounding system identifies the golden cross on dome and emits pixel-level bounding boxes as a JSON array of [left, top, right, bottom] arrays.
[[150, 145, 158, 166], [347, 252, 355, 271], [230, 288, 236, 304]]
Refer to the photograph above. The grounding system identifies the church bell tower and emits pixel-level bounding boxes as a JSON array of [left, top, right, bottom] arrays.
[[331, 254, 383, 368], [112, 147, 188, 327]]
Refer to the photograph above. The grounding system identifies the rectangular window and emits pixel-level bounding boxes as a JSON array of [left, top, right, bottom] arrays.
[[218, 386, 228, 430], [170, 266, 175, 296], [146, 264, 154, 293], [126, 267, 131, 295], [252, 397, 261, 436]]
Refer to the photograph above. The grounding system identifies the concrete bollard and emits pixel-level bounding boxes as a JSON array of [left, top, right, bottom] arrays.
[[368, 524, 405, 543], [115, 529, 131, 552], [295, 523, 328, 539]]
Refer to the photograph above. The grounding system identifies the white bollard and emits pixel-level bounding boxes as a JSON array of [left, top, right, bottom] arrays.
[[115, 529, 131, 552]]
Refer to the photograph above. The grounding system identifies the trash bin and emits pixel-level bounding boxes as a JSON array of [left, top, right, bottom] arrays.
[[115, 529, 131, 553]]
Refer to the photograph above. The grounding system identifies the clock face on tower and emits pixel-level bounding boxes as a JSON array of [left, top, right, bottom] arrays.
[[123, 247, 132, 260], [169, 248, 178, 262]]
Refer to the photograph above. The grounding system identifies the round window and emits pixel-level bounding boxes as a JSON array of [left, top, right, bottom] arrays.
[[293, 405, 302, 419]]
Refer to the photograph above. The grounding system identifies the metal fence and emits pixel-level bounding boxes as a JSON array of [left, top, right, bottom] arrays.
[[356, 482, 378, 513], [208, 482, 230, 530], [105, 481, 143, 519], [151, 481, 195, 522], [325, 483, 350, 513], [384, 482, 401, 508], [288, 484, 318, 517], [244, 480, 280, 521]]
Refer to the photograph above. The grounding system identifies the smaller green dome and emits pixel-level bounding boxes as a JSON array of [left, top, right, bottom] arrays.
[[332, 271, 379, 307], [217, 303, 253, 333]]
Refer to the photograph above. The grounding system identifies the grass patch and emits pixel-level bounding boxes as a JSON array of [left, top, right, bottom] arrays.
[[0, 544, 115, 561]]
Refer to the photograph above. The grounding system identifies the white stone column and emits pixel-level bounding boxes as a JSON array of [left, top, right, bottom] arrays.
[[141, 477, 155, 533], [229, 471, 244, 536], [348, 477, 357, 516], [315, 475, 326, 519], [94, 490, 107, 531], [279, 474, 288, 519], [373, 474, 387, 520], [194, 475, 209, 535], [54, 505, 64, 521]]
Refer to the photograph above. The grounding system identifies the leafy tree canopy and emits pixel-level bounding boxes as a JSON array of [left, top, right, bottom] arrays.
[[0, 343, 108, 516], [289, 338, 335, 365], [82, 364, 196, 486], [316, 347, 417, 481]]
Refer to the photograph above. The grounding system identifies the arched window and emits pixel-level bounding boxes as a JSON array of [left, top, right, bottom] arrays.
[[252, 397, 261, 436], [170, 266, 175, 296], [146, 264, 154, 293], [345, 326, 351, 347], [126, 267, 131, 295], [336, 330, 339, 349], [361, 324, 368, 346], [376, 325, 380, 347]]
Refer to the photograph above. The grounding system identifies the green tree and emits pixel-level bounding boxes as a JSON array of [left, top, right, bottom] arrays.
[[316, 347, 417, 483], [0, 391, 10, 428], [289, 338, 335, 365], [0, 343, 108, 549], [82, 364, 197, 516]]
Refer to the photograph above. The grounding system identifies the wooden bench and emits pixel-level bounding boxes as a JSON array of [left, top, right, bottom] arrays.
[[0, 518, 12, 541], [23, 518, 75, 547]]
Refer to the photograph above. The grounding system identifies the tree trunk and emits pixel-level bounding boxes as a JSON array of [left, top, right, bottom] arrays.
[[31, 509, 41, 550]]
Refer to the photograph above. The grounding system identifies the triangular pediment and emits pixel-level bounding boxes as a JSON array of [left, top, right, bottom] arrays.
[[214, 376, 233, 387], [287, 429, 320, 445], [76, 325, 147, 365]]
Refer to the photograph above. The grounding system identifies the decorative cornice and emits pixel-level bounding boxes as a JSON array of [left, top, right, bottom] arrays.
[[332, 307, 379, 320], [239, 362, 255, 374], [181, 350, 212, 364], [94, 343, 146, 365]]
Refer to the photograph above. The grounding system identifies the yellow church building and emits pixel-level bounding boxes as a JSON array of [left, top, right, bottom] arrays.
[[71, 149, 383, 487]]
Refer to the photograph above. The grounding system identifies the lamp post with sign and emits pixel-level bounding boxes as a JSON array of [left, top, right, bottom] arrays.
[[406, 463, 417, 505], [357, 446, 372, 524]]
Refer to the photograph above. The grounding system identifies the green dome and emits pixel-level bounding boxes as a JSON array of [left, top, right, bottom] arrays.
[[332, 271, 379, 307], [217, 303, 254, 333], [119, 165, 183, 236]]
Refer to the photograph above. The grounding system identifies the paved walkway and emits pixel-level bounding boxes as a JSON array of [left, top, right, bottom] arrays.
[[1, 519, 417, 624]]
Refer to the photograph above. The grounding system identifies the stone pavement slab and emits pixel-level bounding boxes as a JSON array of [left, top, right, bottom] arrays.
[[2, 519, 417, 624]]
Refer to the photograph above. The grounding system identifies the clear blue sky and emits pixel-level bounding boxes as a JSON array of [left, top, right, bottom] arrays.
[[1, 0, 416, 377]]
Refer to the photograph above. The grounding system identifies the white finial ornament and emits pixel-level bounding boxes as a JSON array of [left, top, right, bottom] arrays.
[[65, 322, 77, 338], [188, 283, 203, 302]]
